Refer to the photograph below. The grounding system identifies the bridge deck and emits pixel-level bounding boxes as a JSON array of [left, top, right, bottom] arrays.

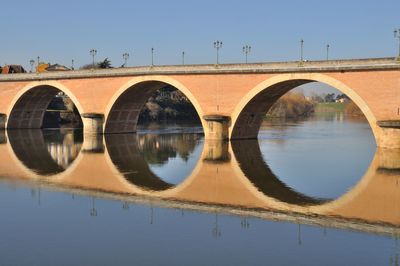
[[0, 57, 399, 82]]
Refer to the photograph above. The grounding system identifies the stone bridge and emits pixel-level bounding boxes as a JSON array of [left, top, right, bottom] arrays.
[[0, 57, 399, 148]]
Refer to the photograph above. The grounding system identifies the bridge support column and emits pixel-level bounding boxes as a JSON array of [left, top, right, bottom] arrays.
[[203, 140, 230, 162], [0, 114, 6, 129], [203, 115, 230, 140], [377, 148, 400, 170], [82, 113, 104, 134], [82, 133, 104, 153], [377, 121, 400, 149]]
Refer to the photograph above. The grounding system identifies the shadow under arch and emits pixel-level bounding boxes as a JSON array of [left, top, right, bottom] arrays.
[[6, 82, 84, 129], [231, 139, 330, 206], [230, 73, 378, 142], [105, 134, 184, 191], [6, 129, 83, 176], [104, 76, 206, 135]]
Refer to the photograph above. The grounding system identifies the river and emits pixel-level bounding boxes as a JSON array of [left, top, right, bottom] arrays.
[[0, 112, 399, 265]]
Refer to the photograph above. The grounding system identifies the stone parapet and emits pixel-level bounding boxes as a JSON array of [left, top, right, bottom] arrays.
[[0, 57, 399, 82]]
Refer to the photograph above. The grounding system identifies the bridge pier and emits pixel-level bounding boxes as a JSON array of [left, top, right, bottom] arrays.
[[203, 115, 230, 140], [82, 133, 104, 153], [82, 113, 104, 134], [377, 148, 400, 170], [0, 114, 6, 129], [203, 140, 230, 162], [377, 128, 400, 149], [377, 121, 400, 149]]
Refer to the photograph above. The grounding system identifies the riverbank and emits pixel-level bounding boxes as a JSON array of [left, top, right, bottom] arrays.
[[315, 102, 364, 117], [267, 92, 314, 118]]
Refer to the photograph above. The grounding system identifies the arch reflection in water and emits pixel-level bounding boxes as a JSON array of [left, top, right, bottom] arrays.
[[231, 140, 329, 206], [7, 129, 83, 175], [256, 116, 375, 200], [105, 133, 203, 191], [1, 130, 400, 228], [0, 130, 6, 144]]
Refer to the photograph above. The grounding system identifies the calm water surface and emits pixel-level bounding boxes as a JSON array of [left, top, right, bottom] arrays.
[[0, 113, 399, 266]]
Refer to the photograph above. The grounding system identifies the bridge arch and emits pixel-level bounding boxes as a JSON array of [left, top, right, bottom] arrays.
[[6, 81, 85, 129], [104, 75, 207, 134], [230, 73, 380, 143]]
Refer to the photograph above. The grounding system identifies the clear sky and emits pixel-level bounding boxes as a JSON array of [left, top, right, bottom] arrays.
[[1, 0, 399, 70]]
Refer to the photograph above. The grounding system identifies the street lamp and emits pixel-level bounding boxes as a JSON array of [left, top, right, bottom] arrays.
[[90, 197, 97, 217], [122, 52, 129, 67], [212, 212, 221, 238], [213, 40, 223, 64], [90, 49, 97, 69], [29, 59, 35, 72], [394, 28, 400, 58], [182, 51, 185, 65], [151, 47, 154, 66], [37, 56, 40, 70], [326, 44, 330, 61], [300, 39, 304, 62], [242, 45, 251, 63]]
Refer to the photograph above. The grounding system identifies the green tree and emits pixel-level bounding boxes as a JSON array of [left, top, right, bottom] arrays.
[[324, 93, 336, 102], [98, 58, 112, 69]]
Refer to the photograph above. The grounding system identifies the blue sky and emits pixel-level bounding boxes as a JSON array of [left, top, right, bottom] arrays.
[[1, 0, 399, 70]]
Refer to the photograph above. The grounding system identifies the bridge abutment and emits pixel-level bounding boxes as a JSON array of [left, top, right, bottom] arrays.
[[203, 115, 230, 140]]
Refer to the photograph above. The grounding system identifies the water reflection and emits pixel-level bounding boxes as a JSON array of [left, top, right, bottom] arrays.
[[105, 133, 203, 190], [258, 116, 375, 200], [232, 139, 329, 205], [137, 134, 201, 165], [0, 130, 6, 144], [6, 129, 82, 175], [0, 128, 399, 231]]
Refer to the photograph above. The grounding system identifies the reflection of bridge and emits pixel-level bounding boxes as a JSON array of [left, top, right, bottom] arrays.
[[0, 130, 400, 234], [0, 58, 399, 148]]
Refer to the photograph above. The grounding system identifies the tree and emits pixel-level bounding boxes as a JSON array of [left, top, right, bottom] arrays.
[[98, 58, 112, 69], [324, 93, 336, 103], [79, 58, 113, 69], [336, 93, 349, 101]]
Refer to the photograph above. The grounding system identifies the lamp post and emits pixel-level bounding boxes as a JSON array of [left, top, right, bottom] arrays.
[[37, 56, 40, 70], [394, 28, 400, 58], [213, 40, 223, 64], [90, 197, 97, 217], [29, 59, 35, 72], [122, 52, 129, 67], [242, 45, 251, 63], [212, 212, 221, 238], [326, 44, 330, 61], [182, 51, 185, 65], [300, 39, 304, 62], [90, 49, 97, 69], [71, 59, 74, 70], [151, 47, 154, 66]]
